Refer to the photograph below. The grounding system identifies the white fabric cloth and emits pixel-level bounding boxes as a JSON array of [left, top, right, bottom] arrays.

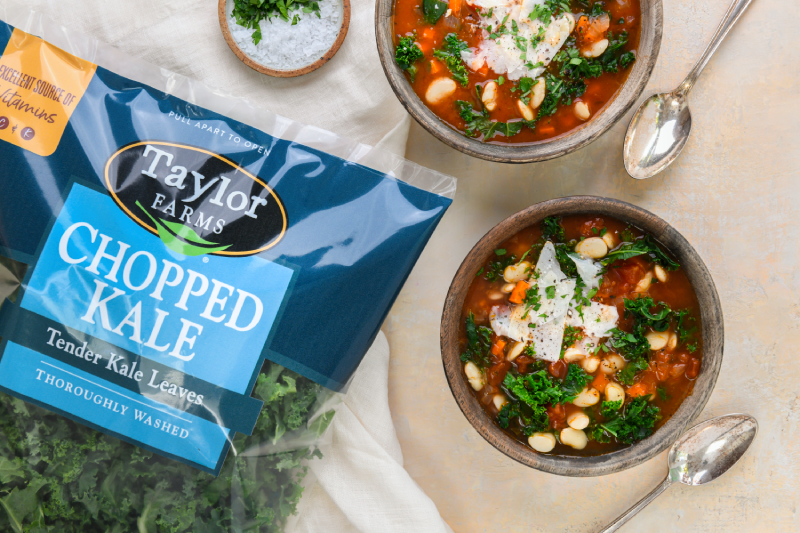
[[291, 332, 453, 533], [16, 0, 409, 147]]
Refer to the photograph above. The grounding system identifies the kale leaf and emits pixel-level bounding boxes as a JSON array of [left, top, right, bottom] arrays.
[[601, 235, 680, 270], [395, 36, 424, 81], [541, 216, 566, 242], [460, 311, 494, 367], [423, 0, 448, 24], [456, 101, 526, 141], [434, 34, 470, 86], [598, 396, 661, 444]]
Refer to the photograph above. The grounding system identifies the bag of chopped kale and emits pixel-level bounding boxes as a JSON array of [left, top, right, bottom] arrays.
[[0, 1, 455, 530]]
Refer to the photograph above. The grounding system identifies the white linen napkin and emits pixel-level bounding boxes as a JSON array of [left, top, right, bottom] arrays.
[[291, 331, 453, 533]]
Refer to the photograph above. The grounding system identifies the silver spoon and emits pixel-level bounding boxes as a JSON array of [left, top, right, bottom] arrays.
[[597, 413, 758, 532], [623, 0, 754, 179]]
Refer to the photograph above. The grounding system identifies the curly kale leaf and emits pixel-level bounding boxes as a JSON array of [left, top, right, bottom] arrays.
[[0, 361, 330, 532], [598, 396, 661, 444], [395, 36, 424, 81], [434, 34, 470, 86]]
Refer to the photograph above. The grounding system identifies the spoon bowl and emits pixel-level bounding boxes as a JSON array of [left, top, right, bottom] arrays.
[[623, 91, 692, 179], [668, 414, 758, 486]]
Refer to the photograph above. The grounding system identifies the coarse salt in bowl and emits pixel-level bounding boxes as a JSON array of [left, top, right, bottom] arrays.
[[222, 0, 348, 76]]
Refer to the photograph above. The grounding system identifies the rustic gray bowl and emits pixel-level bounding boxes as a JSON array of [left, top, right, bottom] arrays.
[[440, 196, 723, 476], [376, 1, 663, 163]]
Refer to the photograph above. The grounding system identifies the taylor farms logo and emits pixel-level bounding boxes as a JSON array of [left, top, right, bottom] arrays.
[[104, 142, 287, 256]]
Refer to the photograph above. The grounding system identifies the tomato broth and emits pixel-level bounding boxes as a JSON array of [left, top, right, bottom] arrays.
[[459, 215, 702, 457], [393, 0, 641, 143]]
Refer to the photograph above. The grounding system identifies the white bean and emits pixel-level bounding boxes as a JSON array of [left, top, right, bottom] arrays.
[[582, 355, 601, 373], [488, 291, 504, 300], [582, 38, 609, 58], [646, 330, 670, 351], [529, 432, 557, 453], [602, 232, 617, 249], [605, 382, 626, 403], [575, 237, 608, 259], [574, 101, 590, 120], [667, 332, 678, 351], [572, 387, 600, 407], [530, 77, 546, 109], [600, 354, 626, 374], [634, 271, 654, 293], [567, 411, 590, 430], [503, 261, 531, 283], [654, 264, 668, 283], [465, 362, 485, 391], [425, 77, 457, 105], [560, 428, 588, 450], [502, 283, 516, 293], [563, 347, 585, 363], [482, 81, 499, 111], [493, 394, 508, 410], [517, 99, 535, 121], [507, 342, 525, 361]]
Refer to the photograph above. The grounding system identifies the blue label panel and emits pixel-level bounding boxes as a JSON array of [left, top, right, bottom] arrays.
[[0, 342, 228, 471]]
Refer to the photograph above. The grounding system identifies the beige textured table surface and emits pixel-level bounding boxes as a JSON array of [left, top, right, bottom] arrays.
[[384, 0, 800, 531]]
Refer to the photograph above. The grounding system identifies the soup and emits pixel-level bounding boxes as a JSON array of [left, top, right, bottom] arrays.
[[459, 215, 702, 456], [393, 0, 641, 143]]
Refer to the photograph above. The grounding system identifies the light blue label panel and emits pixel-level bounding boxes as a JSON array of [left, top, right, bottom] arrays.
[[0, 342, 228, 470], [21, 184, 294, 394]]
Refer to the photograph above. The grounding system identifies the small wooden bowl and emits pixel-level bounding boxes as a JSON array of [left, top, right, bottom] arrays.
[[219, 0, 351, 78], [376, 0, 663, 162], [440, 197, 724, 476]]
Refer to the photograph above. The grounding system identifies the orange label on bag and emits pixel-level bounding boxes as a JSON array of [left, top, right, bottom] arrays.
[[0, 28, 96, 157]]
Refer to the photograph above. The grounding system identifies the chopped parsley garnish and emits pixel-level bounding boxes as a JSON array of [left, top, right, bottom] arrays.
[[545, 285, 556, 299], [561, 325, 583, 356], [233, 0, 322, 42], [395, 36, 424, 82], [434, 34, 470, 86], [542, 216, 566, 242]]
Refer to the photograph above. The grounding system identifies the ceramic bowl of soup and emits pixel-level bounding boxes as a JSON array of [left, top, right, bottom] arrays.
[[376, 0, 662, 162], [440, 197, 723, 476]]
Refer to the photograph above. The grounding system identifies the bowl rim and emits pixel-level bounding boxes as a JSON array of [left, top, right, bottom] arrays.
[[375, 0, 664, 163], [440, 196, 724, 476], [219, 0, 351, 78]]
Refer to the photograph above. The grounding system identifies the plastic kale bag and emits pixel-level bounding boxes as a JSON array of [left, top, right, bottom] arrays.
[[0, 1, 455, 530]]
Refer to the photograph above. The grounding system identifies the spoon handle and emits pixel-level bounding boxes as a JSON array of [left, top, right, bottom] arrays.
[[596, 476, 672, 533], [677, 0, 754, 97]]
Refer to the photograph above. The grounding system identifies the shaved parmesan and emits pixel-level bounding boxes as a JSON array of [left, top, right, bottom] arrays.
[[568, 251, 604, 295], [568, 301, 619, 338]]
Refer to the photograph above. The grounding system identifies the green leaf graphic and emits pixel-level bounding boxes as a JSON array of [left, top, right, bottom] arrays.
[[136, 201, 231, 256]]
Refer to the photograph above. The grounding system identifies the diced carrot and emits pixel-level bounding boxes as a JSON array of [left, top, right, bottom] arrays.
[[449, 0, 462, 16], [538, 126, 556, 135], [491, 339, 507, 358], [508, 280, 529, 304], [417, 41, 432, 55], [627, 382, 651, 398], [421, 28, 436, 41], [429, 59, 443, 74], [476, 63, 489, 76], [592, 373, 610, 393]]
